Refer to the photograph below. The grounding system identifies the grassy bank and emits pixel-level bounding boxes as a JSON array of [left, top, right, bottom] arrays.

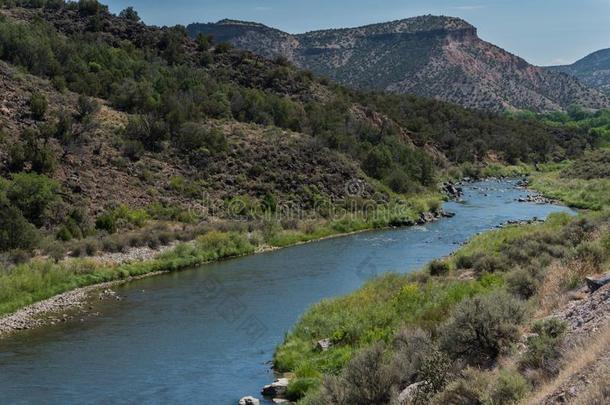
[[273, 151, 610, 403], [528, 149, 610, 210], [275, 210, 610, 403], [0, 193, 442, 317]]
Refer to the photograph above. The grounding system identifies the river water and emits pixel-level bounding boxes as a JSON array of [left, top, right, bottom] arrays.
[[0, 180, 574, 404]]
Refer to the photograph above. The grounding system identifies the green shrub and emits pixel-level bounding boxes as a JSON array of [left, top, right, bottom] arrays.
[[0, 195, 39, 251], [428, 260, 450, 276], [122, 140, 145, 161], [392, 327, 434, 386], [176, 122, 228, 155], [316, 344, 395, 405], [95, 205, 149, 233], [78, 0, 105, 15], [433, 368, 529, 405], [506, 268, 540, 299], [432, 368, 492, 405], [455, 253, 476, 269], [573, 241, 606, 269], [29, 92, 47, 120], [6, 172, 59, 227], [473, 254, 508, 275], [77, 95, 100, 121], [287, 378, 319, 401], [214, 41, 232, 54], [125, 115, 168, 152], [418, 348, 452, 400], [491, 369, 531, 404], [519, 318, 567, 377], [119, 6, 140, 22], [440, 291, 526, 365]]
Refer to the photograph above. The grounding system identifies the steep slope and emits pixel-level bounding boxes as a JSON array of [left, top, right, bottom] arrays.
[[549, 48, 610, 96], [188, 16, 610, 112], [0, 1, 595, 264]]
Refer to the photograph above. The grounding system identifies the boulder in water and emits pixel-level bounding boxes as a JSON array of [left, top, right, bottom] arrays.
[[238, 397, 260, 405], [261, 378, 290, 397]]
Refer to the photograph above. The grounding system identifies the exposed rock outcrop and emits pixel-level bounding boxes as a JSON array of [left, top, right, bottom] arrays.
[[189, 16, 609, 112]]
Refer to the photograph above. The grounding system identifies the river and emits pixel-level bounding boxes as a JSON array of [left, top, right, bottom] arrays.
[[0, 179, 574, 404]]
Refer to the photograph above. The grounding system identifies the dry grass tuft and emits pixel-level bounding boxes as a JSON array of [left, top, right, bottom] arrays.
[[524, 321, 610, 405], [537, 260, 597, 316]]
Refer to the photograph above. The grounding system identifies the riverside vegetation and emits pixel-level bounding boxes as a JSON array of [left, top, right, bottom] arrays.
[[0, 2, 608, 404], [0, 1, 598, 318], [273, 150, 610, 404]]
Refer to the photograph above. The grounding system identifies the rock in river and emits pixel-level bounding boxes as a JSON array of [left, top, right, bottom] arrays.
[[261, 378, 290, 398], [238, 396, 260, 405]]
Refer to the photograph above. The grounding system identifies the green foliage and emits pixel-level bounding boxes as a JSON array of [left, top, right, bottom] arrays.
[[0, 230, 254, 316], [119, 6, 140, 22], [439, 291, 526, 365], [176, 122, 228, 156], [76, 95, 100, 121], [0, 10, 589, 198], [519, 318, 567, 377], [95, 205, 149, 233], [506, 268, 540, 299], [0, 194, 39, 251], [6, 172, 59, 227], [531, 171, 610, 211], [561, 149, 610, 180], [124, 115, 168, 152], [491, 369, 531, 404], [28, 91, 48, 120], [428, 259, 450, 276], [315, 344, 395, 405], [9, 127, 56, 174], [433, 368, 530, 405]]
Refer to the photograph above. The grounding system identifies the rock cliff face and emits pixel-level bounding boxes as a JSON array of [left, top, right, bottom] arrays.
[[188, 16, 609, 112], [549, 48, 610, 96]]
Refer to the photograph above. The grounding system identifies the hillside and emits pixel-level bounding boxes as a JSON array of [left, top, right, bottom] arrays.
[[188, 16, 610, 112], [549, 48, 610, 96], [0, 1, 594, 266]]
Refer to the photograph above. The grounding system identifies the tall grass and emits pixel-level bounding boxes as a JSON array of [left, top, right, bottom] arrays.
[[531, 173, 610, 210], [273, 210, 610, 402], [0, 193, 445, 318], [0, 231, 254, 316]]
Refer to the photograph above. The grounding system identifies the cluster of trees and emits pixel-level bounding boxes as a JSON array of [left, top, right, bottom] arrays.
[[0, 6, 437, 192], [359, 93, 594, 164], [0, 1, 597, 258], [0, 173, 59, 251], [518, 106, 610, 148]]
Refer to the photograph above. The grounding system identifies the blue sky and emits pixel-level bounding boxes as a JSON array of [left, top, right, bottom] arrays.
[[104, 0, 610, 66]]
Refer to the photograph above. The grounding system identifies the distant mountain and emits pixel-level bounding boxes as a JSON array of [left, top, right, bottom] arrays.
[[549, 49, 610, 96], [188, 16, 609, 112]]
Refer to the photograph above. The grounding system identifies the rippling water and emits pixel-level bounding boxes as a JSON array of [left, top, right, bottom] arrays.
[[0, 180, 574, 404]]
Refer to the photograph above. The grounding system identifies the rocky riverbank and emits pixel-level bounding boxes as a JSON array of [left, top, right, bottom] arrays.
[[0, 271, 168, 338]]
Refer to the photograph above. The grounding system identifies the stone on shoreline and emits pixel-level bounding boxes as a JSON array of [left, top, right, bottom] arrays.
[[238, 396, 260, 405], [261, 377, 290, 398]]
